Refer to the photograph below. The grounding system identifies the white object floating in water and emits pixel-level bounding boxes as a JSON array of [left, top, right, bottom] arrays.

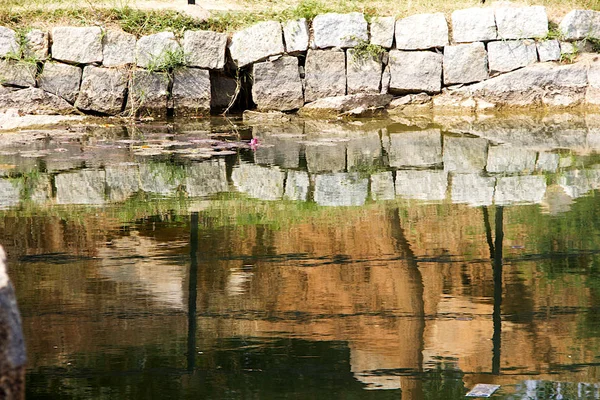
[[466, 384, 500, 397]]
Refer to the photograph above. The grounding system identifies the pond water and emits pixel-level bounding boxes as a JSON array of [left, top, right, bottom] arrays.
[[1, 114, 600, 399]]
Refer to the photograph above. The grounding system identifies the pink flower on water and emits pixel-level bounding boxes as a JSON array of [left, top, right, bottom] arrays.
[[250, 138, 259, 150]]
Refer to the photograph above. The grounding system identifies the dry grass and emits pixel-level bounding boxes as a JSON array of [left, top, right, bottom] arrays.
[[1, 0, 600, 35]]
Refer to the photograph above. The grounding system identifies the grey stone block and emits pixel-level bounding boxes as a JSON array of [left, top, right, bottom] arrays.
[[232, 163, 285, 200], [443, 42, 488, 85], [487, 40, 538, 74], [346, 49, 382, 94], [75, 66, 127, 115], [102, 29, 136, 67], [536, 152, 559, 172], [0, 178, 21, 209], [0, 27, 18, 58], [304, 49, 346, 102], [284, 170, 310, 201], [252, 56, 304, 111], [495, 175, 546, 205], [51, 26, 103, 64], [451, 7, 497, 43], [128, 70, 169, 117], [139, 163, 183, 196], [0, 87, 75, 115], [395, 13, 448, 50], [38, 62, 82, 104], [443, 136, 488, 173], [451, 173, 496, 206], [305, 142, 346, 173], [389, 50, 442, 94], [559, 10, 600, 40], [388, 130, 442, 168], [185, 159, 228, 197], [537, 40, 561, 62], [55, 170, 106, 205], [228, 21, 285, 68], [210, 71, 237, 109], [395, 170, 448, 201], [283, 19, 309, 53], [183, 30, 227, 70], [0, 59, 36, 88], [347, 131, 382, 169], [312, 13, 368, 49], [172, 68, 211, 116], [370, 171, 395, 201], [370, 16, 395, 49], [136, 31, 181, 69], [106, 164, 140, 202], [495, 6, 548, 39], [24, 29, 49, 60], [486, 145, 537, 173], [314, 173, 368, 206]]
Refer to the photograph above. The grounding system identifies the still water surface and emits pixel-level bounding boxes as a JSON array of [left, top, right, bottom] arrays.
[[1, 115, 600, 398]]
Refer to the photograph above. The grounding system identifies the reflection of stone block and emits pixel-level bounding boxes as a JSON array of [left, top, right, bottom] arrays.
[[558, 168, 600, 198], [284, 170, 310, 201], [0, 178, 22, 209], [395, 170, 447, 201], [495, 175, 546, 205], [106, 164, 140, 202], [253, 125, 303, 169], [451, 173, 495, 206], [305, 142, 346, 173], [185, 159, 228, 197], [347, 132, 382, 170], [139, 163, 183, 196], [314, 173, 368, 206], [536, 152, 559, 172], [231, 163, 285, 200], [55, 170, 106, 205], [486, 145, 537, 173], [443, 136, 488, 173], [371, 171, 395, 201], [388, 130, 442, 168]]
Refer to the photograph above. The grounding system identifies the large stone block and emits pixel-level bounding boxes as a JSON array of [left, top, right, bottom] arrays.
[[136, 31, 181, 69], [486, 145, 537, 173], [128, 70, 169, 117], [451, 173, 496, 206], [487, 40, 538, 74], [495, 175, 546, 205], [312, 13, 368, 49], [451, 8, 497, 43], [495, 6, 548, 39], [102, 29, 136, 67], [443, 136, 488, 173], [0, 87, 75, 115], [0, 27, 18, 58], [284, 170, 310, 201], [232, 163, 285, 201], [183, 30, 227, 70], [304, 49, 346, 102], [559, 10, 600, 40], [283, 19, 309, 53], [443, 42, 488, 85], [252, 56, 303, 111], [55, 170, 106, 205], [314, 173, 368, 206], [51, 26, 103, 64], [38, 62, 82, 104], [586, 61, 600, 106], [370, 16, 395, 49], [185, 159, 228, 197], [346, 50, 382, 94], [388, 50, 442, 94], [75, 66, 127, 115], [388, 130, 442, 168], [395, 13, 448, 50], [300, 93, 391, 117], [0, 59, 36, 87], [395, 170, 448, 201], [537, 40, 561, 62], [24, 29, 49, 60], [371, 171, 395, 201], [172, 68, 210, 115], [228, 21, 284, 68]]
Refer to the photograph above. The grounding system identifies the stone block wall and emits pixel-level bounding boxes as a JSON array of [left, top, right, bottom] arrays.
[[1, 6, 600, 117]]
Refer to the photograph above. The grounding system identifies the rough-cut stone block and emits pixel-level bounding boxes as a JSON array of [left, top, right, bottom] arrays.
[[304, 49, 346, 102], [486, 145, 537, 173], [389, 50, 442, 94], [102, 29, 136, 67], [283, 19, 309, 53], [586, 61, 600, 106], [560, 10, 600, 40], [495, 175, 546, 205], [24, 29, 49, 60], [232, 163, 285, 201], [185, 160, 228, 197], [395, 13, 448, 50], [443, 136, 488, 173], [284, 170, 310, 201], [105, 164, 139, 202], [228, 21, 284, 68], [536, 152, 559, 172], [0, 87, 75, 115], [314, 173, 368, 206], [136, 31, 181, 69], [51, 26, 103, 64], [38, 62, 82, 104], [487, 40, 538, 74], [128, 70, 169, 117], [300, 93, 391, 117], [55, 170, 106, 205], [346, 50, 382, 94], [381, 65, 390, 94], [210, 72, 237, 110], [495, 6, 548, 39], [312, 13, 368, 49], [75, 66, 127, 115], [451, 173, 496, 206], [252, 56, 303, 111], [183, 30, 227, 70], [370, 16, 395, 49], [0, 59, 36, 87], [139, 163, 182, 195], [172, 68, 210, 115], [0, 27, 18, 58], [388, 130, 442, 168], [451, 8, 497, 43], [305, 142, 346, 173], [537, 40, 561, 62], [371, 171, 395, 201], [396, 170, 448, 201], [443, 42, 488, 85]]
